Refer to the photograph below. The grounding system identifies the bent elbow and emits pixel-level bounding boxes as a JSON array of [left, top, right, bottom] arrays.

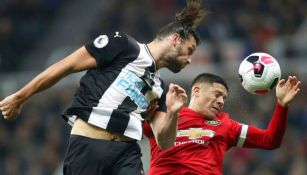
[[266, 140, 282, 150]]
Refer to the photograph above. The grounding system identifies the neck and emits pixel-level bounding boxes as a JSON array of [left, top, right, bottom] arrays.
[[147, 40, 169, 70], [188, 98, 197, 112]]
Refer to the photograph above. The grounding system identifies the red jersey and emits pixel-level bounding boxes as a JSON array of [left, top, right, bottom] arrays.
[[144, 102, 288, 175]]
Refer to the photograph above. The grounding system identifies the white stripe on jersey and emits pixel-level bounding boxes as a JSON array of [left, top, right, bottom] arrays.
[[125, 43, 154, 76], [68, 115, 77, 126], [88, 107, 113, 129], [124, 113, 143, 140], [237, 124, 248, 147]]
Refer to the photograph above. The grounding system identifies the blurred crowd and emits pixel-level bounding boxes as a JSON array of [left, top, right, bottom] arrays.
[[0, 0, 306, 175], [0, 0, 67, 72], [89, 0, 306, 65]]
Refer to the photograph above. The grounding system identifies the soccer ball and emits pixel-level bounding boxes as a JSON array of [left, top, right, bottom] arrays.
[[238, 52, 281, 94]]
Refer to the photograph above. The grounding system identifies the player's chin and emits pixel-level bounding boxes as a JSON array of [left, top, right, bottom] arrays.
[[209, 109, 219, 118], [168, 64, 186, 73], [206, 116, 215, 120], [206, 113, 216, 120], [169, 67, 182, 73]]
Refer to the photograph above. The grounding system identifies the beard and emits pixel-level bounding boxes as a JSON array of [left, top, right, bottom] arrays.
[[166, 57, 183, 73], [164, 47, 185, 73]]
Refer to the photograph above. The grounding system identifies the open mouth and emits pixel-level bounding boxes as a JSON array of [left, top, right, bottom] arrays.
[[212, 107, 220, 112]]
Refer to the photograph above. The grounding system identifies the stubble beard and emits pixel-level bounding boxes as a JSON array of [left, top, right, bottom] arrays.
[[165, 48, 183, 73]]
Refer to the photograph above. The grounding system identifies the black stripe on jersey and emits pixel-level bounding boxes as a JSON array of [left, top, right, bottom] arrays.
[[140, 85, 148, 95], [140, 62, 156, 91], [147, 62, 157, 75], [156, 79, 168, 112], [106, 97, 138, 134]]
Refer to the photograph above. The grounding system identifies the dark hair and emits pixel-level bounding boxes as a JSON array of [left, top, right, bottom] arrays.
[[191, 73, 229, 92], [156, 0, 208, 45]]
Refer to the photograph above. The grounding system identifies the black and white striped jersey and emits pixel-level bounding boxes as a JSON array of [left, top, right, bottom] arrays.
[[62, 32, 168, 140]]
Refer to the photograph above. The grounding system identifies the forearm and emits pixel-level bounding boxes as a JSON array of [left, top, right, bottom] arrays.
[[150, 83, 187, 150], [15, 47, 95, 102], [0, 47, 97, 120], [244, 101, 288, 149], [158, 110, 178, 149], [150, 110, 179, 150], [16, 62, 71, 102]]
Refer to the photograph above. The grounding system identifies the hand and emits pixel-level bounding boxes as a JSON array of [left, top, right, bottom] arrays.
[[0, 93, 24, 120], [166, 83, 187, 113], [142, 99, 159, 121], [276, 76, 301, 107]]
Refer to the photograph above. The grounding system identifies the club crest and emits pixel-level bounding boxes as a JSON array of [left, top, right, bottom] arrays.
[[206, 120, 221, 126]]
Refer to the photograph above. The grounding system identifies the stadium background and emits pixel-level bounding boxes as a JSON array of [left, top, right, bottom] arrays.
[[0, 0, 306, 174]]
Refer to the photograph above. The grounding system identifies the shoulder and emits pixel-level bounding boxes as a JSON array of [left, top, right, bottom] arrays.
[[113, 32, 140, 55], [217, 112, 230, 119], [216, 112, 232, 123], [111, 32, 139, 48], [91, 32, 139, 48], [217, 112, 241, 126]]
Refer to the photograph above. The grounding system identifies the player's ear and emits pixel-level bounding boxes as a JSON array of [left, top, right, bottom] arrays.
[[171, 33, 181, 47], [192, 85, 200, 97]]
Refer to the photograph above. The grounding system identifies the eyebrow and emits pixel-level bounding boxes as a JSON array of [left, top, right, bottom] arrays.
[[213, 90, 228, 98]]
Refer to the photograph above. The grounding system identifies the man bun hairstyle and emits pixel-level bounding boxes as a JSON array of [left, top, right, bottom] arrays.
[[175, 0, 207, 29], [156, 0, 208, 45]]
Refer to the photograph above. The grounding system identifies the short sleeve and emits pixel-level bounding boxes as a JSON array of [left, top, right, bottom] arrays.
[[85, 32, 128, 68], [156, 79, 168, 112]]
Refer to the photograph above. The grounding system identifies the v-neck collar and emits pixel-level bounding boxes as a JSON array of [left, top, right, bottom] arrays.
[[144, 44, 158, 71]]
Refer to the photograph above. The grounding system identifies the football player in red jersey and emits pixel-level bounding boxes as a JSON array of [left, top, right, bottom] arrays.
[[144, 73, 301, 175]]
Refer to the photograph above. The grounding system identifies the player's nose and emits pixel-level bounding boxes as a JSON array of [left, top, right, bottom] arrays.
[[216, 96, 224, 106], [187, 57, 191, 65]]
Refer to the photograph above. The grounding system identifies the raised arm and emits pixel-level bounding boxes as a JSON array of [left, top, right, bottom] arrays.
[[243, 76, 301, 149], [0, 46, 97, 120], [149, 83, 187, 150]]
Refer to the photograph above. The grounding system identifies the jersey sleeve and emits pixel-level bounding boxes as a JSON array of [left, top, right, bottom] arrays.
[[243, 101, 288, 149], [156, 79, 168, 113], [85, 32, 129, 68], [226, 116, 245, 147]]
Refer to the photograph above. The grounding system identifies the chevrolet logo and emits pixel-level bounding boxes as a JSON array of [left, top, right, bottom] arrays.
[[177, 128, 215, 139]]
